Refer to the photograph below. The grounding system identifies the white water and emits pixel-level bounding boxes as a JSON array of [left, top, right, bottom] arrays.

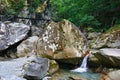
[[71, 54, 89, 73]]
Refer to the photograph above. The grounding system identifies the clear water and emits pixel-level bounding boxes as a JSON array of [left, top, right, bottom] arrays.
[[57, 54, 101, 80], [56, 69, 101, 80]]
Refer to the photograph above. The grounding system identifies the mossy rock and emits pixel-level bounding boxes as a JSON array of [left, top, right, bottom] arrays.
[[107, 24, 120, 33], [89, 24, 120, 49]]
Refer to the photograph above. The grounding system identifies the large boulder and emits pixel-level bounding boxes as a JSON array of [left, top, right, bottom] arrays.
[[93, 48, 120, 67], [0, 22, 30, 51], [0, 55, 59, 79], [17, 36, 39, 57], [23, 57, 59, 79], [23, 56, 49, 79], [35, 19, 88, 64], [90, 27, 120, 49]]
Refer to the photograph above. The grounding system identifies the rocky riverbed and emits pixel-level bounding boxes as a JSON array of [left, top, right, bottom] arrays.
[[0, 20, 120, 80]]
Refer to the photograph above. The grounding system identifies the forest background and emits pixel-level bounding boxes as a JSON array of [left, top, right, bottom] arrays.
[[0, 0, 120, 32]]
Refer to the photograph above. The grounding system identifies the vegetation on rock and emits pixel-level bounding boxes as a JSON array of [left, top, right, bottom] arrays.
[[0, 0, 120, 32], [50, 0, 120, 31], [107, 24, 120, 32]]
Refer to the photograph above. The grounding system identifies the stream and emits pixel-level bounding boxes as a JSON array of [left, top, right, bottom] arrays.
[[51, 54, 101, 80], [51, 69, 101, 80]]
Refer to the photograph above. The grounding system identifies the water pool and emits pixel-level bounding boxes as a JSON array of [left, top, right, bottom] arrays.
[[51, 69, 101, 80]]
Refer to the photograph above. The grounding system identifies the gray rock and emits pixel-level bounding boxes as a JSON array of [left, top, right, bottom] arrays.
[[0, 55, 49, 79], [0, 22, 30, 51], [0, 75, 26, 80], [17, 36, 39, 57], [0, 56, 48, 77], [23, 56, 59, 79], [7, 22, 30, 45], [42, 76, 51, 80], [0, 57, 27, 77], [93, 48, 120, 67], [31, 26, 43, 36], [87, 32, 101, 40], [90, 30, 120, 49], [0, 22, 8, 50], [23, 55, 49, 79]]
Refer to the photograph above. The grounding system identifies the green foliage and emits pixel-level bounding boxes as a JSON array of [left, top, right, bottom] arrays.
[[50, 0, 101, 29], [0, 0, 10, 14], [50, 0, 120, 32], [27, 0, 42, 13], [0, 0, 42, 15], [107, 24, 120, 32], [1, 0, 120, 32], [0, 0, 25, 15], [9, 0, 25, 14], [79, 15, 100, 26]]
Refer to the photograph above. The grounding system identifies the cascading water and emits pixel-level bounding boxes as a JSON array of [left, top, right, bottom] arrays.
[[71, 54, 89, 72]]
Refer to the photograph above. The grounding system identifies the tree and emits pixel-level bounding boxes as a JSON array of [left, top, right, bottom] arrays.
[[50, 0, 120, 31]]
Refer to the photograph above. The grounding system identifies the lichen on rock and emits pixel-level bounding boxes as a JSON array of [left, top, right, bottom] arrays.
[[35, 19, 88, 64], [90, 27, 120, 49]]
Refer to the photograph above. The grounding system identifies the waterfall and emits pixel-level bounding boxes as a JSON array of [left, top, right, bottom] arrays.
[[80, 54, 89, 68], [71, 54, 89, 73]]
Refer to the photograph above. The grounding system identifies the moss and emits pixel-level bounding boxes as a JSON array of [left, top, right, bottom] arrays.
[[39, 53, 53, 59], [48, 60, 59, 75], [107, 24, 120, 33], [100, 44, 109, 48]]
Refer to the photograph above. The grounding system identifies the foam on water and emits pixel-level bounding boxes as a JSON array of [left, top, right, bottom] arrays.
[[71, 54, 89, 72]]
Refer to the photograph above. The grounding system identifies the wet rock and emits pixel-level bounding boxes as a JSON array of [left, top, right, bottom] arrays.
[[17, 36, 39, 57], [90, 29, 120, 49], [46, 73, 65, 80], [88, 50, 101, 68], [93, 48, 120, 67], [0, 22, 30, 51], [101, 70, 120, 80], [0, 55, 59, 79], [48, 60, 59, 75], [46, 69, 90, 80], [69, 75, 84, 80], [35, 19, 88, 64]]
